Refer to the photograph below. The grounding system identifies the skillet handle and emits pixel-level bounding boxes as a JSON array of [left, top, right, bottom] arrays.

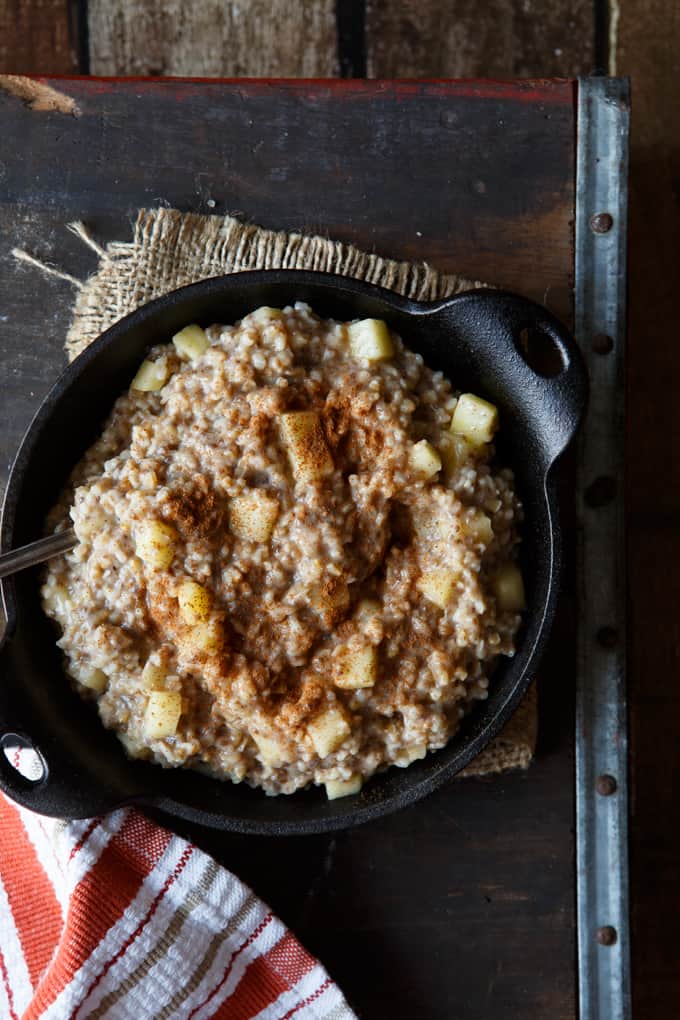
[[0, 600, 121, 818], [0, 622, 50, 804], [0, 729, 48, 798], [0, 586, 49, 805], [0, 590, 30, 797], [425, 290, 588, 468], [0, 710, 121, 818]]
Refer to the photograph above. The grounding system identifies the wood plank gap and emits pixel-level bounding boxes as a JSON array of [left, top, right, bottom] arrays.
[[593, 0, 610, 74], [75, 0, 90, 75], [336, 0, 366, 78]]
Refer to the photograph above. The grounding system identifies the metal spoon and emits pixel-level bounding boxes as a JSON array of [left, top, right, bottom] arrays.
[[0, 529, 77, 580]]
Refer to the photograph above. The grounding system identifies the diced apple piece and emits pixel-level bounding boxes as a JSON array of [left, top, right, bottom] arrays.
[[325, 775, 363, 800], [354, 599, 383, 642], [253, 732, 288, 767], [440, 434, 476, 478], [450, 393, 499, 446], [185, 620, 224, 655], [118, 732, 150, 760], [134, 520, 177, 569], [177, 579, 211, 625], [308, 706, 351, 758], [411, 506, 454, 546], [252, 306, 283, 323], [355, 597, 381, 621], [78, 667, 107, 693], [409, 440, 442, 478], [464, 509, 493, 544], [73, 507, 106, 541], [130, 357, 170, 392], [417, 568, 459, 609], [143, 690, 182, 740], [310, 577, 350, 616], [395, 743, 428, 767], [347, 319, 395, 362], [172, 324, 209, 360], [229, 492, 279, 543], [42, 582, 72, 616], [141, 659, 166, 690], [336, 644, 377, 690], [492, 563, 526, 611], [280, 411, 334, 483]]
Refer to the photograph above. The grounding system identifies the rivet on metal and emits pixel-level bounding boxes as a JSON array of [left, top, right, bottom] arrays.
[[590, 212, 614, 233], [596, 626, 618, 649], [585, 476, 617, 507], [592, 333, 614, 354], [596, 774, 618, 796], [596, 926, 618, 946]]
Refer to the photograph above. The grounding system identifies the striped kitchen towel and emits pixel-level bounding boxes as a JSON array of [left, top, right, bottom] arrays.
[[0, 756, 355, 1020]]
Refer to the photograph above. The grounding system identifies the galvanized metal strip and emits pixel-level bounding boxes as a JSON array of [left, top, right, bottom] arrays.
[[575, 76, 631, 1020]]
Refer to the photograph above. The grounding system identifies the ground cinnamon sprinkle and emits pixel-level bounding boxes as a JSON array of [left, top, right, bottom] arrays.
[[278, 676, 326, 731], [322, 390, 354, 448], [297, 418, 331, 476], [164, 476, 223, 538]]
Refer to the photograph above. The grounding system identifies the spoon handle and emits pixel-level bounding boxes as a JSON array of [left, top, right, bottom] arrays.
[[0, 529, 77, 580]]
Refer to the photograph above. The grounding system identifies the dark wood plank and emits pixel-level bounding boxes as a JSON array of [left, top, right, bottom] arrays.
[[617, 2, 680, 1012], [177, 743, 575, 1020], [88, 0, 338, 77], [0, 0, 80, 74], [0, 78, 577, 1019], [0, 77, 577, 326], [366, 0, 596, 78]]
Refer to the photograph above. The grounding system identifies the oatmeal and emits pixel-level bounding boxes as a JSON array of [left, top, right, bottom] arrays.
[[41, 304, 525, 799]]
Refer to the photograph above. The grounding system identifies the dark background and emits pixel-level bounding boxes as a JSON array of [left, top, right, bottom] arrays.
[[1, 1, 678, 1017]]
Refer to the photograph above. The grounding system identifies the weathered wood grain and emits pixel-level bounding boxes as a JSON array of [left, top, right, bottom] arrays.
[[336, 0, 366, 77], [365, 0, 596, 78], [88, 0, 338, 77], [0, 77, 578, 1019], [185, 741, 576, 1020], [616, 1, 680, 1014], [0, 0, 80, 74], [0, 78, 577, 326]]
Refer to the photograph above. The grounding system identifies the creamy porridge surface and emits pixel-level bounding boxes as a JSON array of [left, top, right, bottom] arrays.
[[42, 303, 525, 799]]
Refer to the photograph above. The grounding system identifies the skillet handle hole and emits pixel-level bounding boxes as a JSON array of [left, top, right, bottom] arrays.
[[516, 325, 566, 378], [1, 732, 47, 785]]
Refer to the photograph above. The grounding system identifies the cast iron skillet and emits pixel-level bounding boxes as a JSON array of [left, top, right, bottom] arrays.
[[0, 271, 587, 834]]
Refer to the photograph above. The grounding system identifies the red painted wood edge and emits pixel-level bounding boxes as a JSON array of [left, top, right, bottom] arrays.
[[24, 75, 576, 106]]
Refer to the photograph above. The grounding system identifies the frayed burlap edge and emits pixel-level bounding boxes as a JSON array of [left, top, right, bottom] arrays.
[[61, 207, 536, 775], [66, 208, 487, 359]]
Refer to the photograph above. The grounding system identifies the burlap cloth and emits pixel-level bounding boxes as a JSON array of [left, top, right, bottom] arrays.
[[58, 207, 536, 776]]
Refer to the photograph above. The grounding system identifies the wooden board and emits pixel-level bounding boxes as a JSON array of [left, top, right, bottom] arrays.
[[0, 77, 577, 1019], [88, 0, 338, 78]]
